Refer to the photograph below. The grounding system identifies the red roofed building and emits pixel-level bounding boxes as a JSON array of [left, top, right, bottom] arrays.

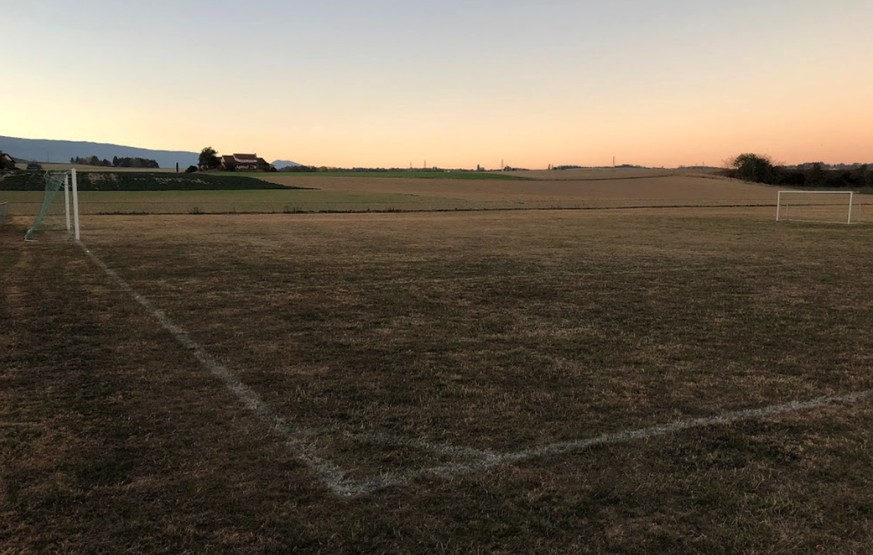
[[220, 153, 272, 171]]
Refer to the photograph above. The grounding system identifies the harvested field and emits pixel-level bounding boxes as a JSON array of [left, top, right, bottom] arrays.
[[260, 172, 781, 209], [3, 206, 873, 552], [505, 167, 680, 180]]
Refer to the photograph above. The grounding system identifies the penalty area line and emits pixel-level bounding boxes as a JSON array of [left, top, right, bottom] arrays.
[[342, 389, 873, 496]]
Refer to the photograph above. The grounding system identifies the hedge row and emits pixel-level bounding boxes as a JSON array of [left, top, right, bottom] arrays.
[[0, 172, 295, 191]]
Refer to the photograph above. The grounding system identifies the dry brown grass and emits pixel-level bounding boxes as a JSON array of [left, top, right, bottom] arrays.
[[3, 208, 873, 552]]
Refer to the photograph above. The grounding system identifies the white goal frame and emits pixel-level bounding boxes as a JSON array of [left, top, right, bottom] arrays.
[[776, 190, 854, 225], [24, 167, 80, 241], [70, 168, 81, 240]]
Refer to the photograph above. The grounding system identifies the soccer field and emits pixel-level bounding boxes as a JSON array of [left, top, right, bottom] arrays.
[[3, 208, 873, 552]]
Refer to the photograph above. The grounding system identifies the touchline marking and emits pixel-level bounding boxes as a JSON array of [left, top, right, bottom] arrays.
[[79, 243, 873, 498]]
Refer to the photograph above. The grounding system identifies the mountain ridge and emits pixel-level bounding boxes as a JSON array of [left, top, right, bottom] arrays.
[[0, 135, 301, 170], [272, 159, 301, 168]]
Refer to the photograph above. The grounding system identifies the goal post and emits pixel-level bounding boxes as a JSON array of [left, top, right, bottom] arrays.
[[71, 168, 80, 240], [776, 190, 854, 224], [24, 168, 80, 241]]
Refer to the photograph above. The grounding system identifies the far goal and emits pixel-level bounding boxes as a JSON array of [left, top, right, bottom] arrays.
[[24, 168, 80, 241], [776, 190, 854, 224]]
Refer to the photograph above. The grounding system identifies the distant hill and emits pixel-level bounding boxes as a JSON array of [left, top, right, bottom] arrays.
[[0, 135, 199, 169], [272, 159, 301, 169]]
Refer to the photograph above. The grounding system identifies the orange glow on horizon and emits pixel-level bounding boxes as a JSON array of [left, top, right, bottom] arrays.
[[2, 2, 871, 169]]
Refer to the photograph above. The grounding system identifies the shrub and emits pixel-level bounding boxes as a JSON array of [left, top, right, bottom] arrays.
[[730, 153, 776, 184]]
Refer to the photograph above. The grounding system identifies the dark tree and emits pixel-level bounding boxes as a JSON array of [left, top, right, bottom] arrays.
[[807, 162, 826, 187], [730, 153, 776, 184], [0, 151, 15, 171], [199, 147, 220, 170]]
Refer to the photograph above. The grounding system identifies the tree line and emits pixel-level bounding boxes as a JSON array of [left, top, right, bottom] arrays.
[[70, 155, 160, 168], [728, 154, 873, 189]]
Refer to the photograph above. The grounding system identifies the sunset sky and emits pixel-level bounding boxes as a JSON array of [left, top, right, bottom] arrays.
[[2, 0, 871, 168]]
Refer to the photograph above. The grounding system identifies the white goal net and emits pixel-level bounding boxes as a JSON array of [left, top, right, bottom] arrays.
[[776, 191, 855, 224], [24, 169, 80, 240]]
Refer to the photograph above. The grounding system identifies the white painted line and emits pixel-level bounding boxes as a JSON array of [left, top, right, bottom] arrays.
[[344, 388, 873, 495], [504, 390, 873, 463], [78, 242, 873, 498], [79, 243, 361, 496]]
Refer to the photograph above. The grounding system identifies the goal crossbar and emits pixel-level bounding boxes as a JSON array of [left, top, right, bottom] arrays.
[[776, 190, 854, 224]]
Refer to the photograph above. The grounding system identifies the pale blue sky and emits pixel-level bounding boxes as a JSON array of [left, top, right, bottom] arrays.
[[2, 1, 871, 167]]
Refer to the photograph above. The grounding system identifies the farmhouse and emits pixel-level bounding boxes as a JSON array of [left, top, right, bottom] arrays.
[[220, 153, 272, 171]]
